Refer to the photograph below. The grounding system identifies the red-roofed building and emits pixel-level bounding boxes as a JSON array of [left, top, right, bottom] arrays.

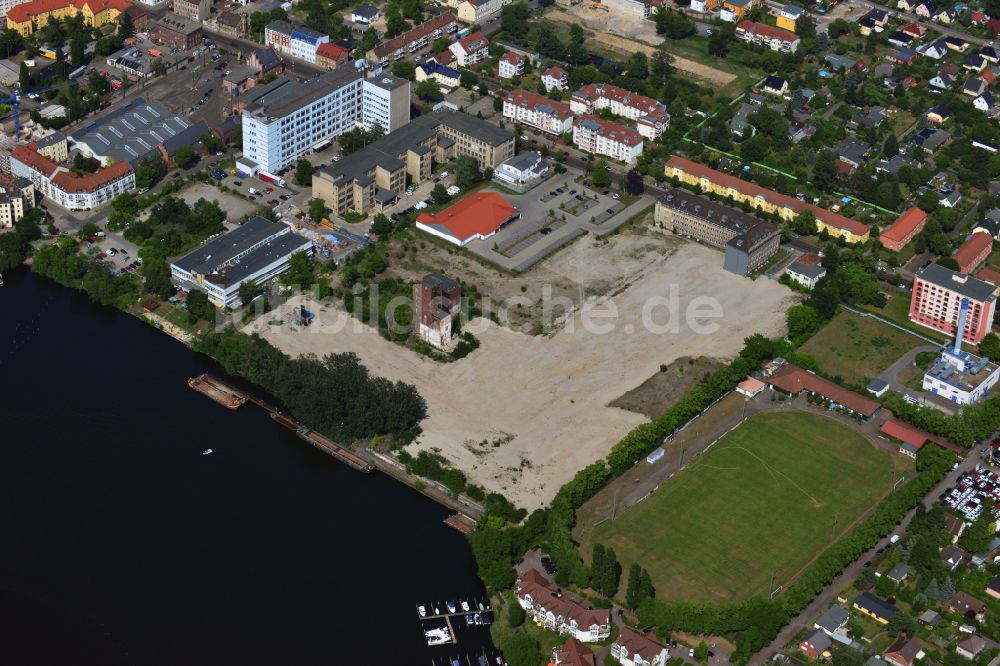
[[503, 89, 574, 135], [315, 42, 349, 70], [7, 0, 132, 36], [542, 66, 569, 92], [499, 51, 526, 79], [988, 19, 1000, 35], [664, 156, 870, 243], [768, 364, 881, 418], [573, 115, 644, 164], [972, 11, 987, 24], [517, 569, 611, 643], [735, 20, 801, 52], [571, 83, 670, 139], [880, 417, 960, 457], [416, 192, 520, 246], [610, 626, 669, 666], [977, 267, 1000, 287], [796, 252, 822, 266], [954, 233, 993, 274], [902, 21, 927, 38], [881, 207, 928, 252], [448, 31, 489, 66], [981, 69, 996, 85], [551, 638, 596, 666], [9, 145, 135, 210]]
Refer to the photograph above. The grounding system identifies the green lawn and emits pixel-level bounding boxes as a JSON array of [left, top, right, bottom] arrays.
[[799, 309, 927, 387], [584, 412, 895, 604]]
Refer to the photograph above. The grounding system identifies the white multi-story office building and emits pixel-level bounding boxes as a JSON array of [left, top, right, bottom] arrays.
[[361, 75, 411, 134], [241, 70, 410, 173]]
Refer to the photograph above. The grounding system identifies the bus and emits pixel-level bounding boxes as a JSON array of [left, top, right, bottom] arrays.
[[39, 47, 58, 59]]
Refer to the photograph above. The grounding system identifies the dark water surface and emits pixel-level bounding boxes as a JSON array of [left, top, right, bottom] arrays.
[[0, 269, 495, 666]]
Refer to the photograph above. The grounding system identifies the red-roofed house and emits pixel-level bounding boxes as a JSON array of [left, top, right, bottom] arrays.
[[954, 233, 993, 274], [977, 267, 1000, 288], [737, 378, 766, 397], [610, 626, 669, 666], [880, 417, 960, 457], [571, 83, 670, 139], [499, 51, 526, 79], [881, 207, 928, 251], [735, 20, 800, 52], [517, 569, 611, 643], [315, 42, 349, 70], [902, 21, 927, 38], [972, 11, 987, 24], [416, 192, 520, 246], [768, 363, 881, 418], [9, 145, 135, 210], [664, 156, 870, 243], [573, 115, 644, 164], [552, 638, 596, 666], [542, 66, 569, 92], [503, 89, 574, 135], [448, 31, 489, 66]]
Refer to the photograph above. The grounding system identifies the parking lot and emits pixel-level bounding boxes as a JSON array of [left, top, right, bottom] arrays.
[[457, 168, 645, 271], [943, 463, 1000, 523]]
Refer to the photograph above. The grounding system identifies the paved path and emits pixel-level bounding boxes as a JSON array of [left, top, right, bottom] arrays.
[[751, 441, 979, 664]]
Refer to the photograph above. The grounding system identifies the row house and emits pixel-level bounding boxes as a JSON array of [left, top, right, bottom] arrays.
[[610, 626, 670, 666], [503, 89, 574, 135], [572, 115, 644, 164], [365, 12, 457, 66], [516, 570, 611, 643], [570, 82, 669, 139]]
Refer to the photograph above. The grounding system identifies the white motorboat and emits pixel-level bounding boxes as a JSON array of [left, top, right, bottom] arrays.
[[418, 605, 426, 617], [202, 448, 213, 455], [446, 601, 456, 613], [461, 601, 470, 612], [424, 627, 451, 646]]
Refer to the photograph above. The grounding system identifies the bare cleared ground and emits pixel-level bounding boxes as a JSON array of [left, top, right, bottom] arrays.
[[176, 182, 261, 224], [609, 356, 725, 419], [545, 6, 737, 87], [246, 236, 793, 509], [377, 222, 674, 333]]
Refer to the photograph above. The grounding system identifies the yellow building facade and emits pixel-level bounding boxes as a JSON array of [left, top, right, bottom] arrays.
[[7, 0, 133, 37], [664, 156, 870, 244]]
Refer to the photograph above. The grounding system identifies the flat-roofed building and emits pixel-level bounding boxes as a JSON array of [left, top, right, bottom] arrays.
[[361, 74, 411, 134], [172, 0, 209, 21], [170, 216, 312, 308], [311, 111, 512, 218], [602, 0, 652, 17], [70, 97, 195, 166], [655, 187, 780, 276], [503, 89, 573, 135], [910, 263, 997, 344]]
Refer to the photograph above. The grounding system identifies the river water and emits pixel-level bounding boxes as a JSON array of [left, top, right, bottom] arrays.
[[0, 269, 497, 666]]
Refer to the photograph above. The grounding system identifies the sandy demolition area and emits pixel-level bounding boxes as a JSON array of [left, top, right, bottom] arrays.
[[546, 6, 737, 87], [247, 239, 792, 509]]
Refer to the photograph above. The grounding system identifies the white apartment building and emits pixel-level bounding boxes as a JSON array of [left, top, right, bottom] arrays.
[[503, 89, 574, 135], [498, 51, 525, 79], [265, 20, 328, 63], [449, 31, 489, 66], [603, 0, 652, 16], [10, 145, 135, 211], [541, 66, 568, 92], [572, 115, 644, 164], [241, 70, 410, 174], [570, 83, 670, 139]]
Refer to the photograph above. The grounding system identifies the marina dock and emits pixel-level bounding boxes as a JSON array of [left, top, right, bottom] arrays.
[[187, 374, 248, 410]]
